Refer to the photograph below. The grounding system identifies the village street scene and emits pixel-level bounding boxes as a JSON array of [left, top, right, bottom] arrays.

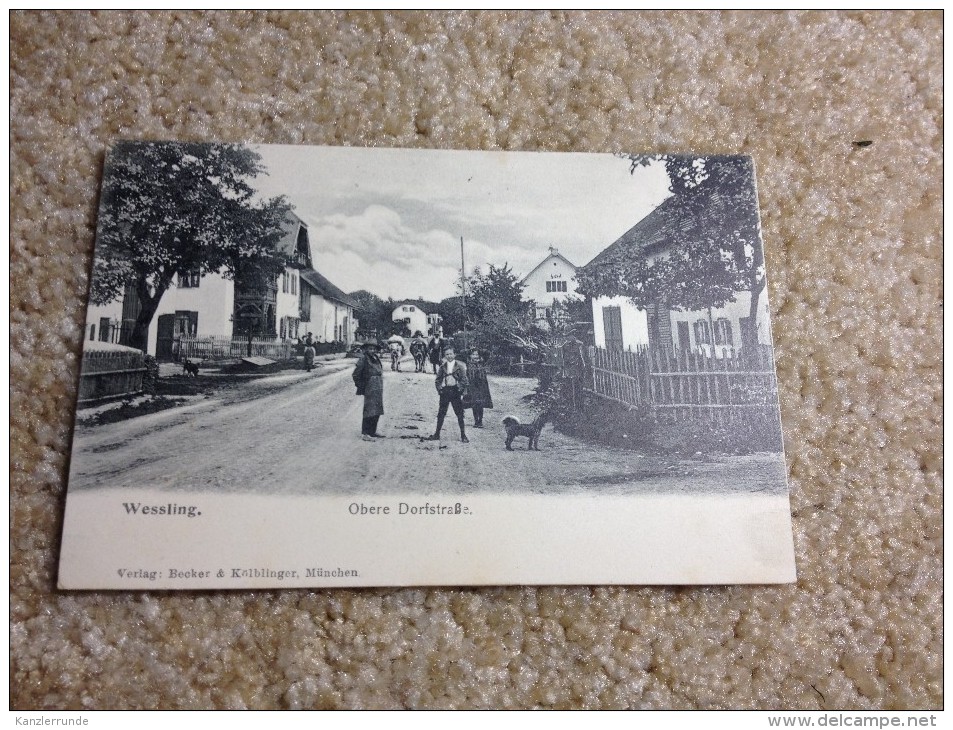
[[70, 143, 787, 499], [69, 351, 785, 497]]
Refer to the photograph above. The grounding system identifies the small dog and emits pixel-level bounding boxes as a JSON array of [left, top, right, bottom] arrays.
[[502, 413, 548, 451], [181, 359, 200, 377]]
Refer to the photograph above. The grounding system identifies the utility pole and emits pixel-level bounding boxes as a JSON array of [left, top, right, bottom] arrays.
[[460, 236, 467, 349]]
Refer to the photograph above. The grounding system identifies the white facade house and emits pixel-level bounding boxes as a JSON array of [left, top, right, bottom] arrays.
[[582, 189, 772, 358], [300, 269, 357, 344], [521, 247, 579, 325], [591, 290, 770, 357], [391, 302, 430, 337], [84, 271, 236, 357], [83, 212, 357, 356]]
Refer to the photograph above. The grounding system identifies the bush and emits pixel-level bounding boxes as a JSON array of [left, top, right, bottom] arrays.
[[547, 379, 783, 456], [142, 355, 159, 395]]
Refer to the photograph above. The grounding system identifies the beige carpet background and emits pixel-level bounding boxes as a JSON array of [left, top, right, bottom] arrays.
[[10, 11, 942, 709]]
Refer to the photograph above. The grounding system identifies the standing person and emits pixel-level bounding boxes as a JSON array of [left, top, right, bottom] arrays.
[[463, 348, 493, 428], [303, 339, 316, 372], [388, 339, 403, 371], [352, 341, 385, 442], [425, 346, 470, 443], [427, 335, 443, 375]]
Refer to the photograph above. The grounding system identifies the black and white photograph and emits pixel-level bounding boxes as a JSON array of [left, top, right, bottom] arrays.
[[59, 142, 796, 588]]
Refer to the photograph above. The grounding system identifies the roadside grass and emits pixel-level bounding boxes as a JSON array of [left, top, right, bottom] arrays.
[[542, 387, 784, 457]]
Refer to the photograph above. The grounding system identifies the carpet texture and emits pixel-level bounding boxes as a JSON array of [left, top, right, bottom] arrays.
[[10, 10, 942, 710]]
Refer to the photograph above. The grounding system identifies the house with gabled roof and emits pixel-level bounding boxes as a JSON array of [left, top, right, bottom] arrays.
[[521, 246, 579, 326], [390, 300, 441, 338], [299, 269, 358, 344], [83, 211, 357, 356], [579, 185, 771, 357]]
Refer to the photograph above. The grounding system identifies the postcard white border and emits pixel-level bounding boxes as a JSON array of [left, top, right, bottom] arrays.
[[59, 489, 795, 588]]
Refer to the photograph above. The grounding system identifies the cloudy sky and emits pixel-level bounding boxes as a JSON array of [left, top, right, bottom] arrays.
[[251, 144, 672, 302]]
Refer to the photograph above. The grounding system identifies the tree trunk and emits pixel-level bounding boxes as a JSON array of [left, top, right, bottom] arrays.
[[128, 278, 168, 353], [743, 275, 766, 350]]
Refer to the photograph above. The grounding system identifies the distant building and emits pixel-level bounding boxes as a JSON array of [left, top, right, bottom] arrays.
[[521, 246, 579, 326], [391, 301, 442, 337], [427, 312, 443, 338]]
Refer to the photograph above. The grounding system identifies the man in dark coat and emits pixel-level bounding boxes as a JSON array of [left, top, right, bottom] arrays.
[[427, 335, 443, 374], [352, 341, 385, 441], [425, 346, 470, 443]]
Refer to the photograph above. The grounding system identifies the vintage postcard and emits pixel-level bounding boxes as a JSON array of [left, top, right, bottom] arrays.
[[59, 143, 795, 589]]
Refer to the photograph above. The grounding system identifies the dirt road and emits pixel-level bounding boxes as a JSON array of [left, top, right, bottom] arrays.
[[68, 356, 787, 496]]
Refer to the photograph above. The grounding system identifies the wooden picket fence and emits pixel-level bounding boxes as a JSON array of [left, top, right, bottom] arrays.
[[178, 335, 292, 361], [586, 345, 779, 422], [78, 348, 146, 403]]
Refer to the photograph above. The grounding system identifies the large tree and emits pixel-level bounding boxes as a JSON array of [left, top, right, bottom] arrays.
[[577, 155, 765, 348], [91, 141, 292, 351], [453, 264, 533, 361], [349, 289, 389, 338]]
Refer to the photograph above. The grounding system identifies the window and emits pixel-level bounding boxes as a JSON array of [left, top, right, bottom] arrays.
[[280, 316, 300, 340], [291, 273, 296, 296], [89, 324, 95, 341], [177, 268, 201, 288], [282, 271, 290, 294], [560, 281, 568, 292], [546, 281, 553, 292], [693, 319, 712, 346], [174, 311, 198, 337], [714, 318, 733, 346]]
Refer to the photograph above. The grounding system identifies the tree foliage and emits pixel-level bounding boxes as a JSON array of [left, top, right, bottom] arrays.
[[465, 264, 527, 328], [438, 264, 532, 363], [576, 155, 766, 347], [92, 141, 292, 350], [350, 290, 390, 338], [351, 291, 432, 340]]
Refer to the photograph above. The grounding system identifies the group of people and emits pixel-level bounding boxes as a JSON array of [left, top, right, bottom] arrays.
[[405, 332, 453, 375], [351, 336, 494, 443]]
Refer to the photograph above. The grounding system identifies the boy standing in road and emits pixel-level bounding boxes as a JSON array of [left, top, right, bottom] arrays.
[[425, 346, 470, 443]]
